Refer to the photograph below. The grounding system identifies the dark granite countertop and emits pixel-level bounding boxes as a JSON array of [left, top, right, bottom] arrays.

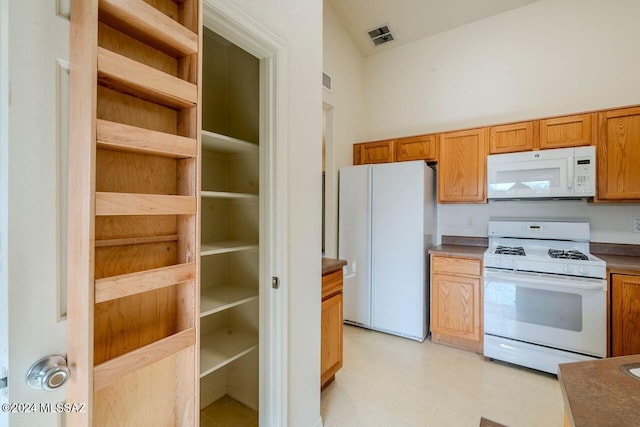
[[322, 258, 347, 276], [559, 354, 640, 427], [428, 244, 486, 259], [428, 235, 487, 259], [595, 254, 640, 273]]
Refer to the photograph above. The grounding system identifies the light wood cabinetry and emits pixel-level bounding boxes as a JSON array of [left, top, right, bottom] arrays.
[[611, 273, 640, 356], [353, 139, 395, 165], [396, 134, 437, 161], [596, 107, 640, 201], [438, 128, 487, 203], [540, 113, 593, 149], [321, 269, 344, 388], [489, 121, 537, 154], [199, 29, 261, 415], [430, 255, 483, 352], [68, 0, 202, 424]]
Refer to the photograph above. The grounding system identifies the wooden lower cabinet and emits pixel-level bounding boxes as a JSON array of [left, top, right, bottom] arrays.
[[321, 269, 344, 388], [430, 255, 483, 352], [611, 273, 640, 356]]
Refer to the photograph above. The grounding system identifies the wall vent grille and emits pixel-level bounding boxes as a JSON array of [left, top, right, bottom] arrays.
[[322, 72, 332, 91], [368, 25, 395, 46]]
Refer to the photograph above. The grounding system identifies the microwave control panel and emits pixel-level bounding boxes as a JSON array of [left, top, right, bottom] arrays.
[[574, 157, 595, 195]]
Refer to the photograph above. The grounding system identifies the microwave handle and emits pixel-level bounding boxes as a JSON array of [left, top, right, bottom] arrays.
[[567, 157, 574, 189]]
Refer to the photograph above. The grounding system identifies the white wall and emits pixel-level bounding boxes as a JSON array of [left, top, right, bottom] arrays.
[[362, 0, 640, 244], [322, 0, 366, 257], [225, 1, 323, 425]]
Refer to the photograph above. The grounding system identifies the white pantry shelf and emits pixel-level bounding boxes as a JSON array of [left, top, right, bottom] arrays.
[[201, 130, 258, 154], [200, 328, 258, 378], [200, 285, 258, 318], [201, 241, 258, 257], [201, 191, 258, 200]]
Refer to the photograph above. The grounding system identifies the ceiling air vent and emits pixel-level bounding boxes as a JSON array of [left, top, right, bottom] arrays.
[[368, 25, 394, 46], [322, 72, 332, 92]]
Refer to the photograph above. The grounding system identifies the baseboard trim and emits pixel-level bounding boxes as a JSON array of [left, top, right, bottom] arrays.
[[312, 416, 323, 427]]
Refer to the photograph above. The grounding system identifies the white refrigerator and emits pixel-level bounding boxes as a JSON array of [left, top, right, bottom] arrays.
[[338, 160, 436, 342]]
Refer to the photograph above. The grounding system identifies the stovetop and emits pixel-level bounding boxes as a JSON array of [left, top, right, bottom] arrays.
[[484, 220, 606, 279]]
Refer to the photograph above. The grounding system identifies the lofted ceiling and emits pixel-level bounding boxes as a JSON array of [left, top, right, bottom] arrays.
[[326, 0, 540, 57]]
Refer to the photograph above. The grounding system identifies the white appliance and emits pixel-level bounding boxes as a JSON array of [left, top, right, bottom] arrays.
[[487, 146, 596, 199], [483, 219, 607, 375], [338, 161, 436, 342]]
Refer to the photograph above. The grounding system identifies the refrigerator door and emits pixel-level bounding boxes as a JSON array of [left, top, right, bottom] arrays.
[[371, 161, 426, 340], [338, 165, 372, 326]]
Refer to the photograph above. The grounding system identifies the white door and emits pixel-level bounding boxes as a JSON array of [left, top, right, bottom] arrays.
[[338, 165, 372, 327], [0, 1, 70, 426], [371, 161, 426, 340]]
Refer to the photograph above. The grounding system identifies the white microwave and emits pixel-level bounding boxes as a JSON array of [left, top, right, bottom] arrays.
[[487, 146, 596, 199]]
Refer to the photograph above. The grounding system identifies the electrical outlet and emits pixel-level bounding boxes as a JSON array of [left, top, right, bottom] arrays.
[[466, 216, 473, 228], [634, 219, 640, 233]]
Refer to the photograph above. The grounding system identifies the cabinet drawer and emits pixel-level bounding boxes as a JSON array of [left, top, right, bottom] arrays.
[[489, 121, 536, 154], [396, 135, 437, 161], [432, 256, 481, 277], [322, 270, 343, 300], [353, 140, 395, 165], [539, 113, 593, 149]]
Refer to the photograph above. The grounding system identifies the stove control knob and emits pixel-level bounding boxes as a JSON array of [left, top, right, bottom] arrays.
[[495, 258, 502, 267], [577, 265, 585, 275], [563, 264, 570, 274]]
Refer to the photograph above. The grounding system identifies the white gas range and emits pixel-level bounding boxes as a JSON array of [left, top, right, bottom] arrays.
[[483, 219, 607, 375]]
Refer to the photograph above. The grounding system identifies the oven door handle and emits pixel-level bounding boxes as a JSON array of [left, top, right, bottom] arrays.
[[484, 269, 606, 291]]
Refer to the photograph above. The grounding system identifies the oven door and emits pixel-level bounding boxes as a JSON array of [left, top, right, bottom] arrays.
[[484, 268, 606, 357]]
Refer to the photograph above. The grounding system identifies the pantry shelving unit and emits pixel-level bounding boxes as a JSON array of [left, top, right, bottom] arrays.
[[198, 27, 261, 416], [68, 0, 202, 425]]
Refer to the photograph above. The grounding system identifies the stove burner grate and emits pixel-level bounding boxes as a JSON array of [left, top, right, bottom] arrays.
[[548, 249, 589, 260], [495, 246, 526, 256]]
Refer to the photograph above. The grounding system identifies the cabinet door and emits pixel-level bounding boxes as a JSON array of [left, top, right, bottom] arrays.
[[431, 273, 481, 342], [612, 274, 640, 356], [438, 128, 487, 203], [321, 293, 343, 387], [489, 121, 536, 154], [597, 107, 640, 201], [540, 113, 593, 149], [353, 140, 395, 165], [396, 135, 437, 161]]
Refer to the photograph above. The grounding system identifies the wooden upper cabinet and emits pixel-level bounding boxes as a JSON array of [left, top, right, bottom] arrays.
[[438, 128, 487, 203], [596, 107, 640, 201], [539, 113, 593, 149], [489, 121, 537, 154], [353, 139, 395, 165], [396, 134, 437, 162]]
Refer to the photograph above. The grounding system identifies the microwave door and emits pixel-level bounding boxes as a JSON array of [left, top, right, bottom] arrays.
[[488, 158, 572, 198]]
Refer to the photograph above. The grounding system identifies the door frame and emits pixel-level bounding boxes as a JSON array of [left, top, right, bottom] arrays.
[[203, 2, 288, 425]]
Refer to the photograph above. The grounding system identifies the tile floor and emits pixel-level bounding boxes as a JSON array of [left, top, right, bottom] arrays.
[[200, 395, 258, 427], [321, 325, 565, 427]]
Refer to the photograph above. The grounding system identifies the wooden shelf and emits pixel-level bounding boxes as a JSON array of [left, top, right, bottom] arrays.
[[95, 234, 178, 248], [200, 285, 258, 318], [201, 191, 258, 200], [201, 241, 258, 257], [94, 328, 196, 391], [97, 47, 197, 109], [96, 192, 197, 216], [98, 0, 198, 58], [95, 262, 196, 303], [201, 130, 258, 154], [97, 119, 197, 159], [200, 328, 258, 378]]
